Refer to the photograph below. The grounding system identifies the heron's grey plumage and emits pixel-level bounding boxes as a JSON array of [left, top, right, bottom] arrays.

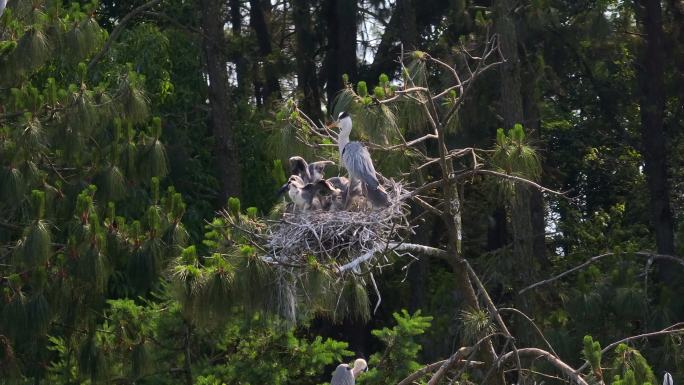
[[0, 0, 7, 18], [663, 372, 673, 385], [342, 142, 380, 189], [330, 364, 355, 385], [336, 113, 390, 208]]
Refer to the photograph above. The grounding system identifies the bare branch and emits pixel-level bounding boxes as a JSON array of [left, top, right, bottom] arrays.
[[387, 242, 449, 260], [519, 251, 684, 294], [498, 348, 588, 385], [576, 323, 684, 374], [499, 307, 559, 358], [88, 0, 163, 72]]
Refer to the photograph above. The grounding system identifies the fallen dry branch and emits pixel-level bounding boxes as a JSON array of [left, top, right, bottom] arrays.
[[497, 348, 589, 385]]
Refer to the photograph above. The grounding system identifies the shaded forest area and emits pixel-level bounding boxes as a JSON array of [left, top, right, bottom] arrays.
[[1, 0, 684, 384]]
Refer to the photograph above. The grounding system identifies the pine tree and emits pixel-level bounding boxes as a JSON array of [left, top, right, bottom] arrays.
[[0, 1, 184, 381]]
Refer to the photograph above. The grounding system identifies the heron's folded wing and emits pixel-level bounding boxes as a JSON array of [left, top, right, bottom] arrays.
[[343, 142, 380, 189]]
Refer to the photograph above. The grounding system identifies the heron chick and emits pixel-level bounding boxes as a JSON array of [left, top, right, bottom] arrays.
[[326, 176, 363, 210], [289, 156, 335, 184], [277, 175, 340, 212], [331, 112, 390, 209]]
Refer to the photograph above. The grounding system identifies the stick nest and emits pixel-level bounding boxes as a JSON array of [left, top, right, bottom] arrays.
[[264, 180, 412, 273]]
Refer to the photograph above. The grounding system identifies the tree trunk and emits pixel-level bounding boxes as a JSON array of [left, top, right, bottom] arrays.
[[183, 322, 193, 385], [249, 0, 280, 104], [201, 0, 242, 203], [230, 0, 248, 96], [323, 0, 358, 111], [292, 0, 322, 121], [635, 0, 676, 262], [494, 0, 537, 283], [668, 0, 684, 103], [368, 0, 418, 81], [522, 59, 548, 268], [495, 0, 523, 129]]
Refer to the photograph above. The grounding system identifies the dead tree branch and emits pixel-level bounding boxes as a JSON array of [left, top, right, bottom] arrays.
[[520, 251, 684, 294], [498, 348, 589, 385], [87, 0, 163, 72], [575, 323, 684, 374]]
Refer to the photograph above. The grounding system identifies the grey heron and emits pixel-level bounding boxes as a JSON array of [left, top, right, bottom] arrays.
[[663, 372, 673, 385], [330, 358, 368, 385], [289, 156, 335, 184], [0, 0, 6, 18], [331, 112, 390, 209]]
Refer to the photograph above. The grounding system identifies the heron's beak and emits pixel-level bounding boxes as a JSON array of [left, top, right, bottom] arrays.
[[276, 182, 289, 197]]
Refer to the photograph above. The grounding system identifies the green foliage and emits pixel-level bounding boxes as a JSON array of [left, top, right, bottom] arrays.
[[358, 310, 433, 385], [1, 0, 682, 382], [0, 2, 186, 380], [610, 344, 657, 385], [460, 308, 496, 344], [583, 335, 603, 380], [492, 123, 541, 181]]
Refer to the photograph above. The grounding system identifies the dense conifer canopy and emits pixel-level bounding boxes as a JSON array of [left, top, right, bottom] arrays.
[[1, 0, 683, 384]]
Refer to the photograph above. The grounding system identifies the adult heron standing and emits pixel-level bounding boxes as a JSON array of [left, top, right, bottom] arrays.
[[331, 112, 390, 209], [330, 358, 368, 385]]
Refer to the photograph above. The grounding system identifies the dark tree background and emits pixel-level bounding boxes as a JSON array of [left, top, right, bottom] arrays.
[[1, 0, 683, 384]]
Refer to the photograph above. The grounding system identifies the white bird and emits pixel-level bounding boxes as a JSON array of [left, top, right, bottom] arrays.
[[330, 358, 368, 385], [663, 372, 673, 385], [277, 175, 308, 212], [0, 0, 7, 18], [331, 112, 390, 209]]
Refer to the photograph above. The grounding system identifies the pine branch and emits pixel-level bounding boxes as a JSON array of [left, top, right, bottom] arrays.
[[87, 0, 163, 72], [575, 323, 684, 374]]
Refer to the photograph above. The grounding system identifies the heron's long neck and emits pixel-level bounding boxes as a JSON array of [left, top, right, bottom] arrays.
[[338, 127, 351, 155]]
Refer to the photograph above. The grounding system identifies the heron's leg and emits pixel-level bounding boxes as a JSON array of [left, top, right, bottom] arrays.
[[361, 182, 370, 209], [343, 180, 353, 210]]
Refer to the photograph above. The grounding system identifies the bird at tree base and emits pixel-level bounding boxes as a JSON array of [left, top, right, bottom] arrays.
[[330, 111, 390, 209], [289, 156, 335, 184], [330, 358, 368, 385]]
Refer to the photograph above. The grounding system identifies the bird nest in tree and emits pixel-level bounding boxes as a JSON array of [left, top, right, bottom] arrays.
[[224, 180, 412, 274], [265, 180, 411, 272]]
